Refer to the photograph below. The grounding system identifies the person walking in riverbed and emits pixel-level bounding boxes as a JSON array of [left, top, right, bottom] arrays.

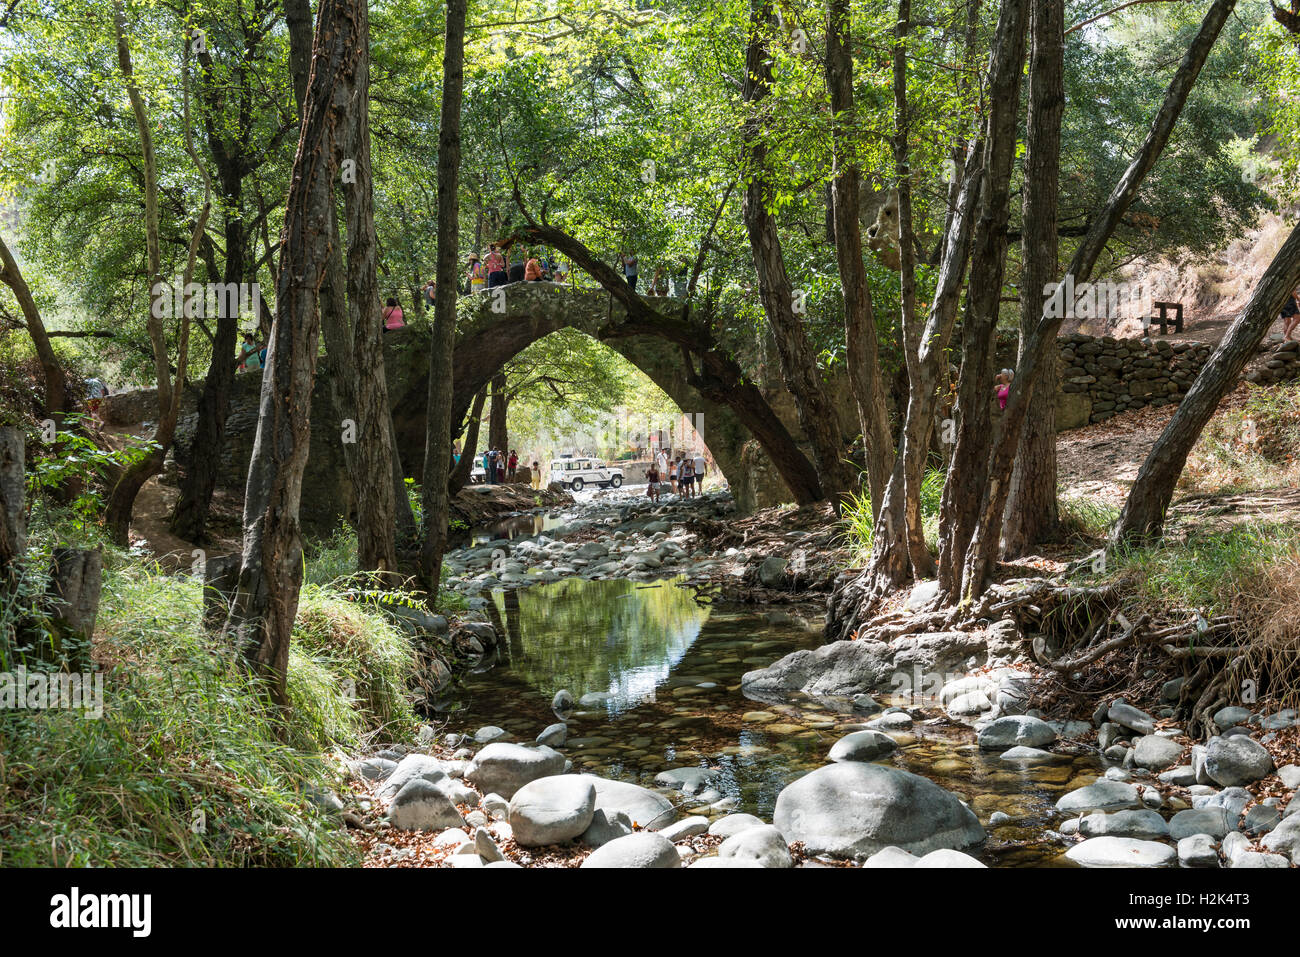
[[693, 450, 707, 491], [668, 456, 678, 494], [507, 449, 518, 480], [645, 461, 660, 502], [531, 460, 541, 489], [679, 454, 695, 498]]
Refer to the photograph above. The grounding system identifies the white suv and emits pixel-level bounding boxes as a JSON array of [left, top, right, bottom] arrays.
[[550, 456, 624, 492]]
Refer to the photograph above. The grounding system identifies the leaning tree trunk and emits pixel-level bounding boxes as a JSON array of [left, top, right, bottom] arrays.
[[340, 10, 399, 575], [1116, 222, 1300, 541], [1002, 0, 1064, 557], [0, 234, 67, 422], [223, 0, 364, 707], [742, 1, 855, 504], [419, 0, 467, 599]]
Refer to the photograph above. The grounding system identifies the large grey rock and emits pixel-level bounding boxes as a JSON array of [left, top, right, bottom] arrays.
[[1078, 809, 1169, 839], [717, 824, 793, 868], [1203, 735, 1273, 787], [1065, 837, 1176, 868], [1168, 807, 1231, 841], [465, 744, 566, 799], [827, 730, 899, 763], [1261, 815, 1300, 863], [741, 631, 990, 697], [1177, 834, 1219, 868], [1056, 780, 1141, 814], [772, 763, 985, 860], [1107, 701, 1157, 735], [376, 754, 447, 802], [580, 832, 680, 868], [577, 774, 676, 831], [507, 775, 596, 846], [1132, 735, 1184, 771], [1276, 764, 1300, 789], [977, 715, 1057, 750], [1213, 706, 1251, 730], [387, 779, 466, 831]]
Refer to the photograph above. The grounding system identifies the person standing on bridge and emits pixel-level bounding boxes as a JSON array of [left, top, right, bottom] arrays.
[[508, 247, 527, 284], [620, 251, 638, 292], [466, 254, 485, 294], [486, 244, 507, 288], [525, 253, 543, 282]]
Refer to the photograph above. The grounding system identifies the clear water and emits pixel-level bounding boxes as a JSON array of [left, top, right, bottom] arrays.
[[436, 575, 1101, 865]]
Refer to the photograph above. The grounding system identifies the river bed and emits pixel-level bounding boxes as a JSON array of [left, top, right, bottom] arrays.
[[434, 572, 1103, 866]]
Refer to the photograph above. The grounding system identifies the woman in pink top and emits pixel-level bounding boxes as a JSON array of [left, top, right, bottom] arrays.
[[994, 368, 1013, 410], [382, 297, 405, 332]]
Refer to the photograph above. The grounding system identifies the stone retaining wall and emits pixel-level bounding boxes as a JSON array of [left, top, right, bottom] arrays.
[[1049, 334, 1300, 431]]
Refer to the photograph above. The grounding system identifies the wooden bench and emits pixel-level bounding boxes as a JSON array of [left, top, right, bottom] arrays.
[[1145, 300, 1184, 336]]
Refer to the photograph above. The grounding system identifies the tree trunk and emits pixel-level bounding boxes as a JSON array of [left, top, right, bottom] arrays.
[[742, 1, 854, 504], [488, 372, 509, 452], [935, 0, 1029, 602], [223, 0, 364, 707], [169, 220, 244, 542], [1116, 223, 1300, 540], [449, 387, 487, 495], [43, 546, 103, 667], [960, 0, 1238, 598], [1002, 0, 1064, 557], [826, 0, 892, 516], [340, 10, 398, 574], [0, 234, 66, 422], [418, 0, 467, 598], [0, 426, 25, 579]]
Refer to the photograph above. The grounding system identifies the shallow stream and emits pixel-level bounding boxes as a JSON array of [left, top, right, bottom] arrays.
[[437, 573, 1104, 865]]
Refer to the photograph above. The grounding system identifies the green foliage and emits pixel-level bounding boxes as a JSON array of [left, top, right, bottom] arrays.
[[0, 557, 421, 866], [839, 467, 945, 565]]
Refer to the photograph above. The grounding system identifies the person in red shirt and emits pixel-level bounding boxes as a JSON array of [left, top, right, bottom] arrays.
[[525, 255, 543, 281], [508, 450, 518, 479]]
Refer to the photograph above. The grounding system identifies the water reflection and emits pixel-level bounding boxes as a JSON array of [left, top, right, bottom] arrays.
[[486, 577, 708, 715]]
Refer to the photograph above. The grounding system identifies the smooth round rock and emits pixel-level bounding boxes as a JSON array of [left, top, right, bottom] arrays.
[[828, 730, 899, 763], [773, 763, 985, 860], [507, 775, 597, 846], [580, 831, 680, 868]]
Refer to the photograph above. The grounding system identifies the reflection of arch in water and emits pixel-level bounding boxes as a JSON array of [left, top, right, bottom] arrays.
[[487, 577, 709, 712]]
